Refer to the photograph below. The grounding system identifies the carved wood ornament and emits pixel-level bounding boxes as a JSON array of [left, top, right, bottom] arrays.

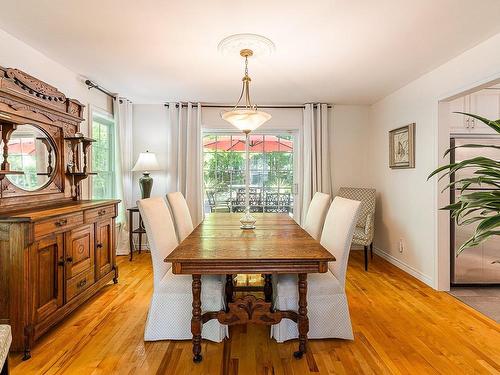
[[0, 66, 86, 211]]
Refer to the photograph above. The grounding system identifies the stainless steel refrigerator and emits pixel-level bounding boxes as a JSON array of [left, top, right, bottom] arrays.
[[450, 136, 500, 285]]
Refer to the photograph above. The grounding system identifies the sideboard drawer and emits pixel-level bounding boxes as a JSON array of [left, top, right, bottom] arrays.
[[66, 266, 95, 302], [34, 212, 84, 239], [84, 204, 116, 223]]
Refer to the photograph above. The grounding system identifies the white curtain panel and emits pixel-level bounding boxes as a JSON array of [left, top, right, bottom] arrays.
[[115, 97, 134, 255], [299, 103, 333, 225], [167, 102, 204, 226]]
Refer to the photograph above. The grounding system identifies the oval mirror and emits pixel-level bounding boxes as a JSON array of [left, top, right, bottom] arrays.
[[5, 124, 56, 191]]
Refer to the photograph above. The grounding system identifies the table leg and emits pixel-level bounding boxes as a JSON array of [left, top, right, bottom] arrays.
[[129, 210, 133, 261], [264, 274, 273, 303], [225, 274, 234, 310], [191, 274, 203, 363], [294, 273, 309, 359]]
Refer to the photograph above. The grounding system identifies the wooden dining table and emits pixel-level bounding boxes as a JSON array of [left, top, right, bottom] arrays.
[[164, 213, 335, 363]]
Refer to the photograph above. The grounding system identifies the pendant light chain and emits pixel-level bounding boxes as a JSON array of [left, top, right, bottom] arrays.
[[243, 56, 253, 109]]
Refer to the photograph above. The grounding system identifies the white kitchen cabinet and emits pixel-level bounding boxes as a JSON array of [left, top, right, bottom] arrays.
[[449, 89, 499, 135]]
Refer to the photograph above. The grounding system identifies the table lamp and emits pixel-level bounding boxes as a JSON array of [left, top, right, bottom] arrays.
[[132, 151, 160, 199]]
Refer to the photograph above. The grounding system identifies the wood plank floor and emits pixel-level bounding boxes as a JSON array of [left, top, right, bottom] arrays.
[[10, 251, 500, 374]]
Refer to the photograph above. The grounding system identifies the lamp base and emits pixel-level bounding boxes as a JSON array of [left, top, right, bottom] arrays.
[[240, 209, 256, 230], [139, 173, 153, 199]]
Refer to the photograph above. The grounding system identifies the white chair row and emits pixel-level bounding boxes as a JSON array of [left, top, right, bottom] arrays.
[[139, 191, 361, 344], [138, 194, 227, 342], [271, 193, 361, 342]]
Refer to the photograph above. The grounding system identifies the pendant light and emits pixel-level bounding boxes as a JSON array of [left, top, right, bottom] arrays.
[[221, 49, 271, 132], [221, 48, 271, 229]]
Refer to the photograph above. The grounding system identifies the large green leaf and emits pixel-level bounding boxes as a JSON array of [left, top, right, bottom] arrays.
[[429, 113, 500, 256], [454, 112, 500, 133], [443, 143, 500, 157]]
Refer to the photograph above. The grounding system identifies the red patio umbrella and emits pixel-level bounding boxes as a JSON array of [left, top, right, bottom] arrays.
[[204, 135, 292, 152], [7, 139, 36, 155]]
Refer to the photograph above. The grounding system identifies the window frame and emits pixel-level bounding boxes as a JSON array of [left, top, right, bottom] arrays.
[[89, 106, 116, 200], [202, 129, 299, 216]]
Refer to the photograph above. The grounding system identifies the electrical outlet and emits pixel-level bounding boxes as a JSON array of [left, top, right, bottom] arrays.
[[399, 238, 404, 253]]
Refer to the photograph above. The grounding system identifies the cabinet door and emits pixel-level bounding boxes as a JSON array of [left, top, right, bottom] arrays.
[[65, 224, 95, 301], [32, 234, 64, 322], [95, 218, 115, 279], [448, 96, 469, 134], [469, 90, 500, 134]]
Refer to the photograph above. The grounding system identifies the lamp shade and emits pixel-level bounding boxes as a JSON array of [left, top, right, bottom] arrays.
[[132, 151, 160, 172], [221, 109, 271, 133]]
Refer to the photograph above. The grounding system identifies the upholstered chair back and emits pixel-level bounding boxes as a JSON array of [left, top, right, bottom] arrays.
[[303, 192, 331, 240], [166, 192, 194, 242], [320, 197, 361, 287], [138, 197, 179, 287], [337, 187, 376, 230]]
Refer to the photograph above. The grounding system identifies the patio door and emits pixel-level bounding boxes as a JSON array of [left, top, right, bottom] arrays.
[[202, 132, 298, 216]]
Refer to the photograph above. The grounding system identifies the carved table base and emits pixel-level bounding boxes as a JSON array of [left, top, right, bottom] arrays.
[[191, 273, 308, 363]]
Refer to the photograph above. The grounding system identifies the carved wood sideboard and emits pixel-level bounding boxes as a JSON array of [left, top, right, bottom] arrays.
[[0, 200, 119, 359], [0, 67, 119, 359]]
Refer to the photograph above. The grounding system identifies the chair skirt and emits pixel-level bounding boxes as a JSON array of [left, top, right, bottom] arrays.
[[271, 273, 354, 342], [144, 271, 228, 342]]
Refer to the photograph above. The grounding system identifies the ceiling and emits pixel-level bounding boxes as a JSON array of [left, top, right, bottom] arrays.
[[1, 0, 500, 105]]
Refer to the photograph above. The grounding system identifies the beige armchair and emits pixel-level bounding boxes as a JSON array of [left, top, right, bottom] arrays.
[[0, 325, 11, 375], [337, 187, 376, 270]]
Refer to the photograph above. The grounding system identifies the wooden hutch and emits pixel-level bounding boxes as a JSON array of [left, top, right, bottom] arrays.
[[0, 67, 119, 359]]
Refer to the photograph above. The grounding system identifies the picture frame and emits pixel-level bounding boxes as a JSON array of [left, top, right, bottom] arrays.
[[389, 123, 415, 169]]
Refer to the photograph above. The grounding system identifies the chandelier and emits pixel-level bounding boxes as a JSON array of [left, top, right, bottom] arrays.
[[221, 49, 271, 133]]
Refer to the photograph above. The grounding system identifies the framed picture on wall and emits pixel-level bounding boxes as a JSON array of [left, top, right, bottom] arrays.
[[389, 123, 415, 169]]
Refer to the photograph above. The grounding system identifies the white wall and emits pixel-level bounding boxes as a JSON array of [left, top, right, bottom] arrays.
[[368, 32, 500, 289], [331, 105, 371, 193], [0, 28, 112, 198]]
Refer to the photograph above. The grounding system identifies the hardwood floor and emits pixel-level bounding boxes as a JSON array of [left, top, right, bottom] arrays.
[[10, 251, 500, 374]]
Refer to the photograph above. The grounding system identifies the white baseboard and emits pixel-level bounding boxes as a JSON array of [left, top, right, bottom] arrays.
[[373, 246, 433, 287]]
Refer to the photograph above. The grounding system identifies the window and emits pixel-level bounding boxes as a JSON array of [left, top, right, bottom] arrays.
[[91, 110, 115, 199], [203, 133, 295, 215]]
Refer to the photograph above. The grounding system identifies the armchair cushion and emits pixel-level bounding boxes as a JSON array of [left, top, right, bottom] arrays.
[[0, 325, 11, 370], [352, 226, 370, 245]]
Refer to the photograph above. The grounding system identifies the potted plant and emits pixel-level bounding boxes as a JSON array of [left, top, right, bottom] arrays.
[[429, 112, 500, 254]]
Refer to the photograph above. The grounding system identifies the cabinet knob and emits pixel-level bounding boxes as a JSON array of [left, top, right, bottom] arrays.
[[96, 243, 103, 249], [98, 209, 106, 216], [66, 256, 73, 263], [55, 219, 68, 227], [57, 258, 65, 266], [77, 279, 87, 288]]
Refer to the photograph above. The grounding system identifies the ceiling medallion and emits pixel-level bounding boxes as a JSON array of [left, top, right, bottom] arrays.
[[218, 33, 275, 58]]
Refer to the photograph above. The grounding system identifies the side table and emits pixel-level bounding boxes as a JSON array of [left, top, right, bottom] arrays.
[[127, 206, 146, 261]]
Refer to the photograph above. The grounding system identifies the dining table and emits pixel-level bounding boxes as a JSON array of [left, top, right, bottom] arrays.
[[164, 213, 335, 363]]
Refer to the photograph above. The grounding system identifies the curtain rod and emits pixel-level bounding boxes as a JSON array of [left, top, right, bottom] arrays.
[[163, 103, 332, 109], [85, 80, 116, 100]]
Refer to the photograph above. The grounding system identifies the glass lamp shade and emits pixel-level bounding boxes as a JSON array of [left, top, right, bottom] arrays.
[[132, 151, 160, 173], [221, 109, 272, 133]]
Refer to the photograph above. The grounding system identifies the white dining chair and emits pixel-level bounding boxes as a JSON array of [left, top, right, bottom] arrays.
[[166, 192, 194, 242], [138, 196, 227, 342], [271, 196, 361, 342], [302, 192, 331, 240]]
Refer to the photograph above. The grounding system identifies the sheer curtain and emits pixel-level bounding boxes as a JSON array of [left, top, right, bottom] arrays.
[[298, 103, 333, 225], [166, 102, 204, 226], [115, 97, 134, 255]]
